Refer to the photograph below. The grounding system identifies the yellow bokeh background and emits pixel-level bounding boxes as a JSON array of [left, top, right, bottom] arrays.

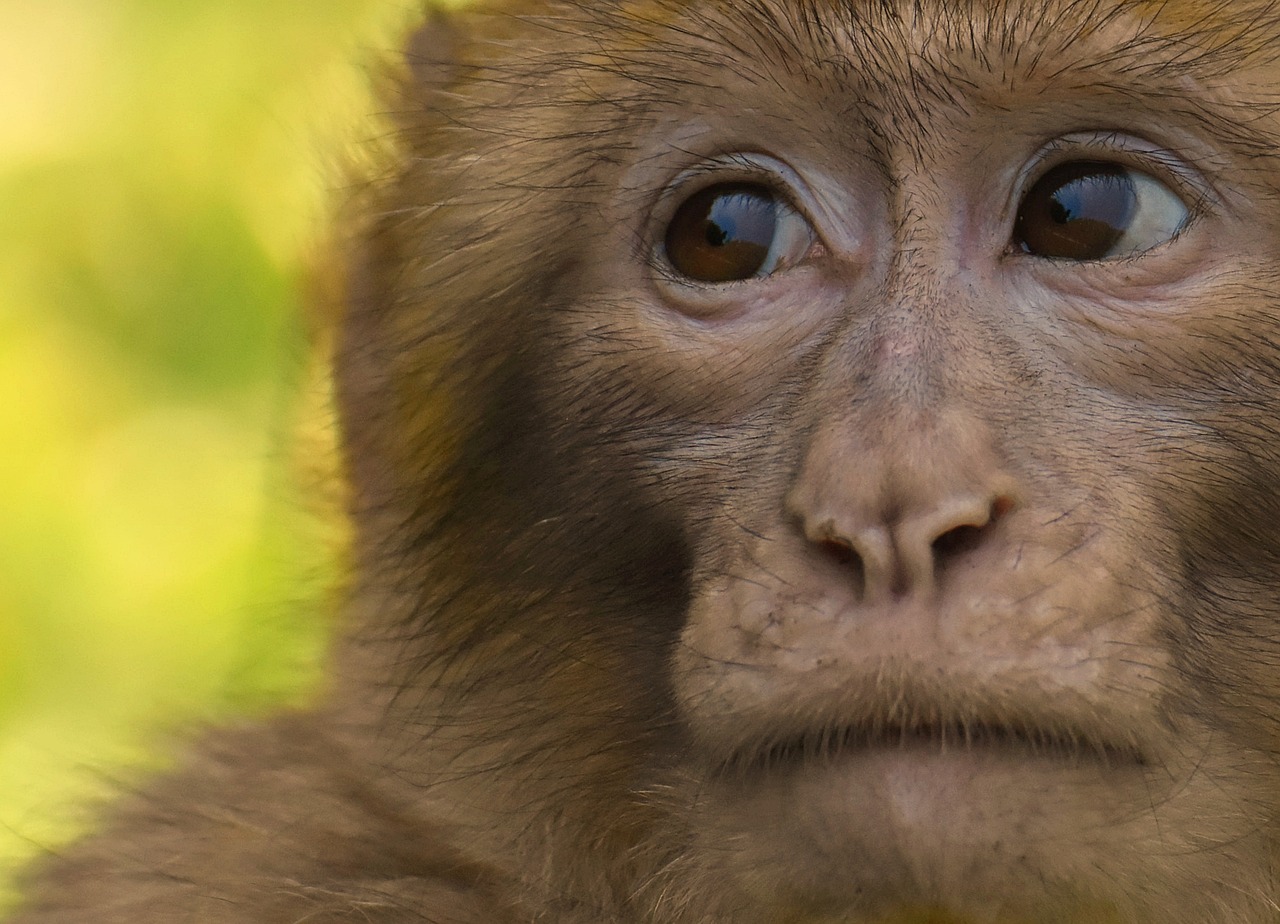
[[0, 0, 422, 902]]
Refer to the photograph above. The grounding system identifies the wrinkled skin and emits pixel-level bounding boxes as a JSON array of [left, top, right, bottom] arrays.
[[12, 2, 1280, 922]]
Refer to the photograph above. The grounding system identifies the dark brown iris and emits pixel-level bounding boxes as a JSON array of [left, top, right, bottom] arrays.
[[1015, 161, 1138, 260], [665, 183, 779, 282]]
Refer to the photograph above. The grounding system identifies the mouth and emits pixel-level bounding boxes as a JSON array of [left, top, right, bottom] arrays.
[[696, 665, 1156, 780], [718, 716, 1148, 778]]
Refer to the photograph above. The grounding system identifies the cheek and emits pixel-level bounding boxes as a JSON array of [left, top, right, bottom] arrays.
[[1013, 261, 1280, 402]]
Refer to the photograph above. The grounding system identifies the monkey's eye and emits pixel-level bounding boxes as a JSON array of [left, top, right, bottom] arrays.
[[664, 183, 813, 283], [1014, 161, 1188, 260]]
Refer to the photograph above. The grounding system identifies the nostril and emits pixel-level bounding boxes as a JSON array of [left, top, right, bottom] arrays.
[[817, 536, 866, 598], [931, 522, 985, 559], [930, 495, 1015, 564], [820, 536, 858, 567]]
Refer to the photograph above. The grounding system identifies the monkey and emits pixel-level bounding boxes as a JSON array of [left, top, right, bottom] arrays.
[[11, 0, 1280, 921]]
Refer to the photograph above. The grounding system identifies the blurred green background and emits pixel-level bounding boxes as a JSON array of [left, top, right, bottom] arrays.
[[0, 0, 418, 901]]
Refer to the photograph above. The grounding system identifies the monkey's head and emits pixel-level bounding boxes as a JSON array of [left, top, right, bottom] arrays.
[[334, 2, 1280, 921]]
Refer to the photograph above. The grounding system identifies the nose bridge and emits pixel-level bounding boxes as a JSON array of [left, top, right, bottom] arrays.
[[832, 258, 959, 417]]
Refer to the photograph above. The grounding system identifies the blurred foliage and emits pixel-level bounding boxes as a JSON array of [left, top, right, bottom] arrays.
[[0, 0, 423, 900]]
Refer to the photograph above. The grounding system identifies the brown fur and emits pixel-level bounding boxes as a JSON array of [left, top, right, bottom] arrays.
[[13, 1, 1280, 921]]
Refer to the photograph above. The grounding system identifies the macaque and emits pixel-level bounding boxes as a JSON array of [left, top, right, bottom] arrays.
[[12, 0, 1280, 921]]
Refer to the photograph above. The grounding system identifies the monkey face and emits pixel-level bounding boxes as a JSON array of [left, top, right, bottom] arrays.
[[341, 2, 1280, 922]]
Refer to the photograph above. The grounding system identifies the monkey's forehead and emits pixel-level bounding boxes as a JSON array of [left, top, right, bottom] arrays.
[[615, 0, 1271, 31], [391, 0, 1280, 200], [598, 0, 1279, 77], [479, 0, 1261, 161], [441, 0, 1280, 117]]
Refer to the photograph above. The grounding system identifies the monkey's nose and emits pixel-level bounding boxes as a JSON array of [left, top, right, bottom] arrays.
[[808, 493, 1012, 603], [787, 413, 1020, 604]]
